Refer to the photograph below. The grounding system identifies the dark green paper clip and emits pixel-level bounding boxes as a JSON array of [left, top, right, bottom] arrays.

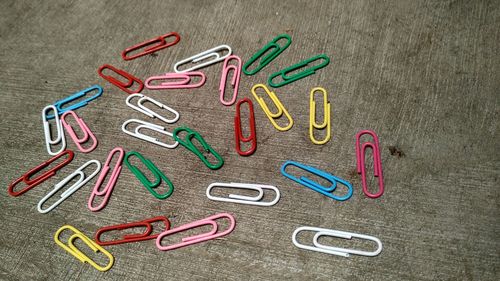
[[124, 151, 174, 200], [172, 127, 224, 170], [243, 34, 292, 76], [268, 54, 330, 88]]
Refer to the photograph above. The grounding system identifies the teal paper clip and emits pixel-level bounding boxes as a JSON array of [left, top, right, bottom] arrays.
[[173, 127, 224, 170], [268, 54, 330, 88], [243, 34, 292, 76], [47, 85, 103, 119]]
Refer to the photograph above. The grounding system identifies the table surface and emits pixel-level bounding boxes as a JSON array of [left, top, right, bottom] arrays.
[[0, 0, 498, 280]]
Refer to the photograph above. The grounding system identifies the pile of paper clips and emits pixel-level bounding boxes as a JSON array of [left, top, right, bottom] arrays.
[[7, 32, 384, 271]]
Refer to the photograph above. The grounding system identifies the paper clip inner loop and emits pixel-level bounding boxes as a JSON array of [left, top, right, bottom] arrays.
[[268, 54, 330, 88], [122, 32, 180, 60], [355, 130, 384, 198], [42, 105, 66, 155], [145, 72, 206, 89], [172, 127, 224, 170], [206, 182, 280, 206], [234, 98, 257, 156], [95, 216, 171, 246], [219, 55, 242, 106], [243, 34, 292, 76], [174, 45, 232, 73], [251, 84, 293, 131], [98, 64, 144, 94], [309, 87, 331, 145]]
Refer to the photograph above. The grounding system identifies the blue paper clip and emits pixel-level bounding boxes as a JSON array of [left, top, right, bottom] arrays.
[[46, 85, 103, 119], [280, 161, 352, 201]]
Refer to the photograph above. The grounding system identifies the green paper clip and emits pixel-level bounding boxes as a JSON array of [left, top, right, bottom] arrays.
[[243, 34, 292, 76], [173, 127, 224, 170], [124, 151, 174, 200], [268, 54, 330, 88]]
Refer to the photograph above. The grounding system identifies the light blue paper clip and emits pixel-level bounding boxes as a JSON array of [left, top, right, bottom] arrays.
[[46, 85, 103, 119]]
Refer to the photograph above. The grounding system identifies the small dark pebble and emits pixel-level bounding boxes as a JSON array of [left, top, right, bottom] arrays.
[[150, 53, 158, 57], [388, 146, 405, 157]]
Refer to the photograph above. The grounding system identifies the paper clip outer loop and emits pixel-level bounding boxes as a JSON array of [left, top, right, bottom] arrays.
[[172, 127, 224, 170], [95, 216, 171, 246], [61, 111, 98, 153], [98, 64, 144, 94], [243, 34, 292, 76], [46, 85, 103, 119], [8, 150, 74, 197], [124, 151, 174, 200], [206, 182, 280, 206], [174, 45, 232, 73], [88, 147, 124, 212], [234, 98, 257, 156], [309, 87, 331, 145], [156, 213, 236, 251], [145, 72, 206, 90], [54, 225, 114, 271], [355, 130, 384, 198], [121, 32, 180, 61], [219, 55, 242, 106], [42, 105, 66, 155], [251, 84, 293, 131], [268, 54, 330, 88], [121, 119, 179, 149]]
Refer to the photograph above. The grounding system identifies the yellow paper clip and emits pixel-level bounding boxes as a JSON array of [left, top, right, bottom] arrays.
[[251, 84, 293, 131], [309, 87, 331, 145], [54, 225, 114, 272]]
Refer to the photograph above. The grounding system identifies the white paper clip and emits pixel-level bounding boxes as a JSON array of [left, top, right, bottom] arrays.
[[174, 45, 232, 73], [206, 182, 280, 206], [121, 119, 179, 149], [126, 93, 180, 124], [42, 105, 66, 155], [37, 160, 101, 213], [292, 226, 383, 257]]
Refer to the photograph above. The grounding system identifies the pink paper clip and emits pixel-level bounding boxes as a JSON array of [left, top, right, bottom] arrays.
[[61, 111, 98, 153], [355, 130, 384, 198], [88, 147, 124, 211], [144, 72, 206, 90], [121, 32, 181, 61], [219, 55, 242, 106], [156, 213, 235, 251], [98, 64, 144, 94]]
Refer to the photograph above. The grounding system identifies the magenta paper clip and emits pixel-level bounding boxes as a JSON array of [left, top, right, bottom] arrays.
[[61, 111, 98, 153], [88, 147, 124, 211], [219, 55, 242, 106], [145, 72, 206, 90], [355, 130, 384, 198], [156, 213, 235, 251]]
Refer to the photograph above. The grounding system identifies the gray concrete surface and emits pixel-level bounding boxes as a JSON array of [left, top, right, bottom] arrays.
[[0, 0, 499, 280]]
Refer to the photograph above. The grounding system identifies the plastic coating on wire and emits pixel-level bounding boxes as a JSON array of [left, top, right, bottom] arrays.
[[219, 55, 242, 106], [355, 130, 384, 198], [174, 45, 232, 73], [268, 54, 330, 88], [95, 216, 171, 246], [98, 64, 144, 94], [243, 34, 292, 76], [145, 72, 206, 89], [172, 126, 224, 170], [251, 84, 293, 131], [42, 105, 66, 155], [206, 182, 280, 206], [61, 111, 98, 153], [309, 87, 331, 145], [121, 32, 180, 61], [234, 98, 257, 156]]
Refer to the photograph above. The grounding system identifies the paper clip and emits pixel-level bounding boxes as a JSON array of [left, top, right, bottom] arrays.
[[122, 119, 178, 149], [234, 98, 257, 156], [54, 225, 114, 271], [309, 87, 331, 145], [281, 161, 353, 201], [292, 226, 383, 257], [268, 54, 330, 88], [121, 32, 180, 61], [219, 55, 242, 106], [124, 151, 174, 199], [174, 45, 232, 73], [355, 130, 384, 198], [61, 111, 98, 153], [172, 126, 224, 170], [46, 85, 103, 119], [126, 93, 180, 124], [98, 64, 144, 94], [95, 216, 171, 246], [8, 150, 74, 197], [37, 160, 101, 213], [156, 213, 235, 251], [42, 105, 66, 155], [206, 182, 280, 206], [251, 84, 293, 131], [145, 72, 206, 89], [88, 147, 124, 212], [243, 34, 292, 76]]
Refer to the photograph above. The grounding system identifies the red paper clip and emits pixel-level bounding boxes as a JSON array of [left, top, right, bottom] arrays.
[[355, 130, 384, 198], [145, 72, 206, 90], [219, 55, 242, 106], [95, 216, 171, 246], [98, 64, 144, 94], [8, 150, 74, 197], [234, 98, 257, 156], [121, 32, 180, 61]]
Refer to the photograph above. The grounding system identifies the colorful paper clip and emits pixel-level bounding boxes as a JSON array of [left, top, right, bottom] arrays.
[[156, 213, 235, 251], [124, 151, 174, 200], [42, 105, 66, 155], [98, 64, 144, 94], [8, 150, 74, 197], [145, 72, 206, 89], [126, 93, 180, 124], [355, 130, 384, 198], [172, 127, 224, 170], [206, 182, 280, 206], [292, 226, 383, 257], [37, 160, 101, 213], [88, 147, 124, 212], [281, 161, 353, 201], [219, 55, 242, 106], [243, 34, 292, 76], [268, 54, 330, 88], [95, 216, 171, 246], [61, 111, 98, 153], [251, 84, 293, 131], [309, 87, 331, 145], [54, 225, 114, 272], [122, 119, 178, 149], [46, 85, 103, 119], [174, 45, 232, 73], [121, 32, 180, 61], [234, 98, 257, 156]]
